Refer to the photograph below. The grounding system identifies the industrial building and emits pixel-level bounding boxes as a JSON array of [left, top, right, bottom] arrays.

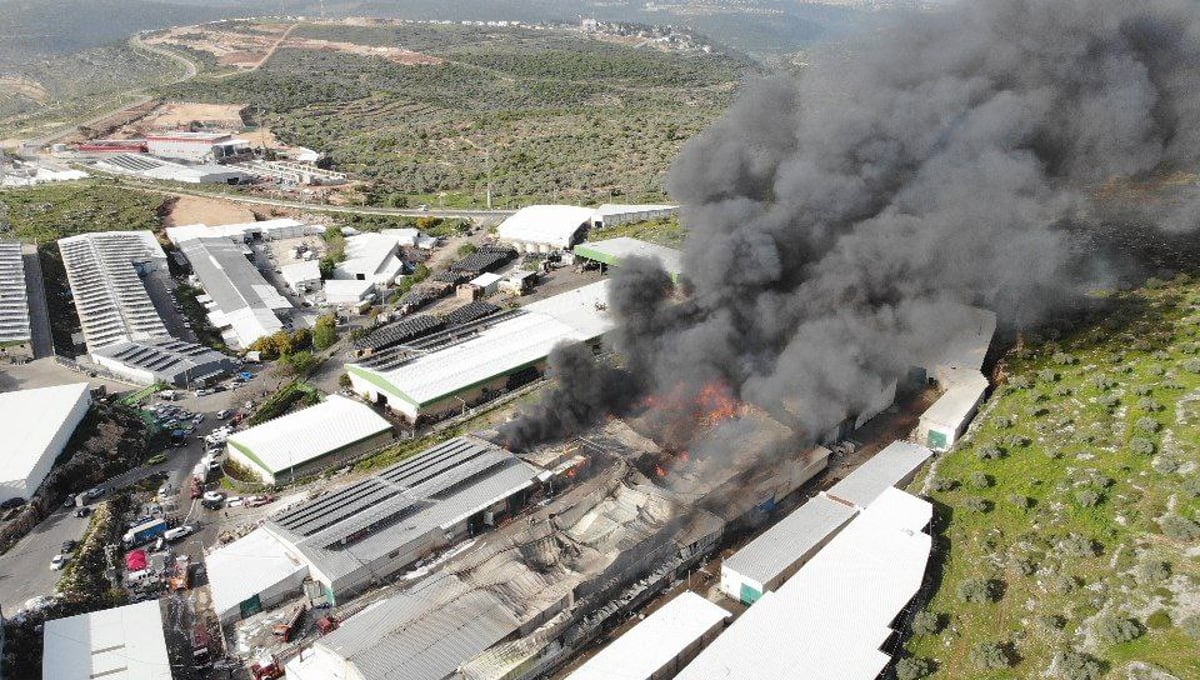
[[145, 131, 246, 162], [573, 237, 683, 281], [496, 205, 595, 253], [564, 592, 730, 680], [677, 487, 933, 680], [322, 279, 375, 307], [58, 231, 171, 353], [915, 304, 997, 385], [208, 436, 542, 624], [917, 370, 990, 451], [280, 260, 322, 295], [719, 490, 857, 605], [0, 240, 32, 358], [225, 395, 394, 485], [42, 600, 171, 680], [95, 154, 251, 184], [346, 280, 613, 421], [90, 338, 236, 386], [591, 203, 678, 228], [333, 233, 406, 285], [206, 526, 310, 623], [179, 238, 292, 348], [165, 218, 316, 245], [825, 440, 933, 509], [0, 383, 90, 504]]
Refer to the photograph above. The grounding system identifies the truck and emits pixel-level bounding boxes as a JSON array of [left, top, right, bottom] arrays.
[[168, 556, 192, 591], [122, 519, 168, 546]]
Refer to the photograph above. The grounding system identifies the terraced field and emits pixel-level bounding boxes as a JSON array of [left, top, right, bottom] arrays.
[[903, 276, 1200, 680]]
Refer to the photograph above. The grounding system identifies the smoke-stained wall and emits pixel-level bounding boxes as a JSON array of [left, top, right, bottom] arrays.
[[503, 0, 1200, 451]]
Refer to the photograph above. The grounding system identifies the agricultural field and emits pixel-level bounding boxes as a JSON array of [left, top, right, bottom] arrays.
[[904, 276, 1200, 680], [158, 21, 759, 208]]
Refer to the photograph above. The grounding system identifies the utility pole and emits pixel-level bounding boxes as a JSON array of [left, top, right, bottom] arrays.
[[485, 148, 493, 210]]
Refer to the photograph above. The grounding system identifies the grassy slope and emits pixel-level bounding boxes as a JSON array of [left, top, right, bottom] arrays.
[[0, 182, 165, 242], [906, 276, 1200, 678], [585, 215, 686, 248], [158, 23, 754, 208]]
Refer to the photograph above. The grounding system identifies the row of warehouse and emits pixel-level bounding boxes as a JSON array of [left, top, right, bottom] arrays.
[[0, 240, 33, 358]]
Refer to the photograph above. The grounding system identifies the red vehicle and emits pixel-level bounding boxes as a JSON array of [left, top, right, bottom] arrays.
[[272, 603, 307, 643], [250, 656, 284, 680], [189, 478, 203, 499], [246, 494, 275, 508], [316, 615, 338, 635]]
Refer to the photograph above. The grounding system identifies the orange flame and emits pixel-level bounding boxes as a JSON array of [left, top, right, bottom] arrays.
[[655, 464, 667, 478]]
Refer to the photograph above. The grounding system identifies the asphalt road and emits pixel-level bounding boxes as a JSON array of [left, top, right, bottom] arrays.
[[0, 505, 93, 613]]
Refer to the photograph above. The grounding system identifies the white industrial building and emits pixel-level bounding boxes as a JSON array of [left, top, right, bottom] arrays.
[[573, 237, 683, 281], [346, 280, 613, 421], [468, 271, 503, 296], [180, 238, 292, 348], [206, 526, 310, 623], [565, 592, 730, 680], [0, 240, 33, 357], [58, 231, 171, 353], [322, 278, 375, 307], [0, 383, 90, 504], [226, 395, 393, 485], [591, 203, 678, 227], [165, 218, 316, 245], [91, 338, 236, 386], [281, 260, 323, 295], [333, 233, 406, 285], [917, 370, 990, 451], [916, 304, 997, 385], [719, 491, 857, 605], [496, 205, 595, 253], [209, 436, 541, 625], [825, 440, 933, 509], [145, 131, 245, 162], [43, 600, 171, 680], [95, 153, 251, 184], [677, 487, 933, 680], [380, 227, 421, 247]]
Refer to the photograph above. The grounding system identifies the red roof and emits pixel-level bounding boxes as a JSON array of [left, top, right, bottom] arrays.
[[125, 549, 147, 571]]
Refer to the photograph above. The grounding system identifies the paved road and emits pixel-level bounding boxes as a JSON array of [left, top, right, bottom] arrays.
[[0, 505, 94, 613], [21, 245, 53, 358]]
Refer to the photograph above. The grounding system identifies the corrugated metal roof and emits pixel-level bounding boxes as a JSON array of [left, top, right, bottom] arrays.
[[181, 237, 292, 347], [825, 441, 932, 508], [565, 592, 730, 680], [0, 383, 89, 496], [677, 490, 933, 680], [574, 237, 683, 275], [921, 370, 988, 428], [205, 527, 308, 620], [43, 600, 172, 680], [722, 493, 858, 586], [227, 395, 392, 475]]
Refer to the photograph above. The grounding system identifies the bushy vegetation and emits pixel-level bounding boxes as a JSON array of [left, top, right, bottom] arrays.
[[158, 23, 757, 207], [0, 182, 165, 242], [905, 276, 1200, 678]]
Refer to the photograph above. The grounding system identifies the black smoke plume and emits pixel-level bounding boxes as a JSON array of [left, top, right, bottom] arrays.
[[501, 0, 1200, 450]]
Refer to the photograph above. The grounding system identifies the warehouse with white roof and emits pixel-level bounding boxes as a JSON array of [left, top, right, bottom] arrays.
[[180, 238, 292, 348], [334, 232, 406, 285], [719, 492, 858, 604], [591, 203, 678, 227], [42, 599, 171, 680], [573, 237, 683, 281], [0, 383, 91, 504], [0, 240, 33, 358], [165, 217, 314, 245], [206, 526, 311, 623], [565, 591, 730, 680], [917, 370, 990, 451], [226, 394, 393, 484], [825, 440, 933, 509], [347, 280, 613, 421], [677, 487, 933, 680], [58, 231, 171, 353], [280, 259, 322, 295], [322, 278, 375, 306], [496, 205, 595, 253]]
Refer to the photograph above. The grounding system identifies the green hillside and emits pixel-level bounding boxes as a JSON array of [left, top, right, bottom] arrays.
[[903, 276, 1200, 680]]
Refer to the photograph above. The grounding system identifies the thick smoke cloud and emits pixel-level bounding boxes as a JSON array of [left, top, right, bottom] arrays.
[[501, 0, 1200, 450]]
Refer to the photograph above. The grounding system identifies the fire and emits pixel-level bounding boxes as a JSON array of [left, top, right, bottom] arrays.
[[697, 382, 739, 425], [655, 464, 667, 478], [679, 451, 691, 463]]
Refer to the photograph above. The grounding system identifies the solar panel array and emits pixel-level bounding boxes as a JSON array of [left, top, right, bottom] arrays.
[[100, 154, 168, 173], [354, 315, 445, 352], [58, 232, 169, 351], [440, 301, 499, 328], [353, 308, 523, 371], [0, 241, 31, 343], [448, 247, 516, 273]]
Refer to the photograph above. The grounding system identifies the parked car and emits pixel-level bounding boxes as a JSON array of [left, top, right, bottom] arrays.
[[164, 525, 194, 542], [50, 554, 69, 570], [74, 507, 91, 518], [217, 409, 231, 420], [85, 487, 106, 499], [61, 539, 78, 553], [246, 495, 275, 508]]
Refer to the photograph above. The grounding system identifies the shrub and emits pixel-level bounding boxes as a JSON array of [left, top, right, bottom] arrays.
[[1002, 433, 1030, 448], [1014, 557, 1037, 576], [1130, 437, 1156, 455], [977, 445, 1005, 460], [1094, 616, 1142, 645], [966, 497, 992, 513], [895, 657, 932, 680], [1058, 534, 1100, 557], [970, 642, 1011, 669], [931, 477, 958, 492], [1038, 369, 1059, 382], [1182, 614, 1200, 640], [1136, 560, 1171, 585], [1182, 477, 1200, 498], [1039, 614, 1066, 630], [1075, 489, 1102, 508], [1146, 610, 1172, 629], [1161, 515, 1200, 541], [993, 415, 1014, 429], [911, 611, 941, 636], [970, 471, 992, 489], [1097, 393, 1120, 408], [957, 578, 997, 603], [1054, 651, 1103, 680], [1009, 375, 1032, 389], [1135, 416, 1160, 433], [1009, 493, 1033, 510], [1052, 352, 1077, 365], [1184, 358, 1200, 374]]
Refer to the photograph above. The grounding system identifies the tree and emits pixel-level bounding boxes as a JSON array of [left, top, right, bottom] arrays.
[[911, 611, 941, 636], [338, 372, 352, 389], [1054, 651, 1103, 680], [1093, 616, 1142, 645], [957, 578, 997, 604], [319, 255, 336, 280], [969, 642, 1010, 669], [1161, 515, 1200, 541], [314, 314, 339, 350], [970, 471, 992, 488], [895, 657, 932, 680], [457, 242, 478, 257]]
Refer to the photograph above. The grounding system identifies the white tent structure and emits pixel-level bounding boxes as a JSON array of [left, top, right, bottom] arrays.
[[0, 383, 91, 504]]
